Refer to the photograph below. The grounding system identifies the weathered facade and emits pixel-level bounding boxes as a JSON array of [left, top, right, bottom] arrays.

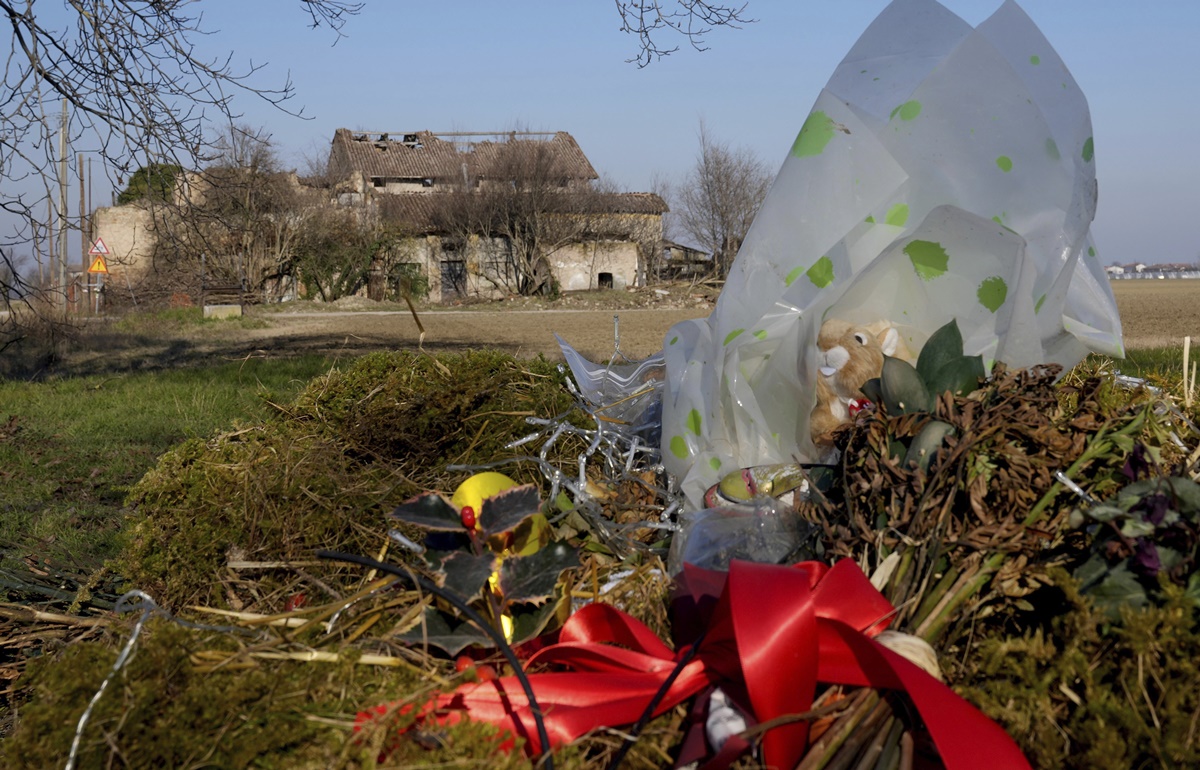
[[91, 205, 156, 281], [91, 129, 668, 307], [327, 129, 667, 302]]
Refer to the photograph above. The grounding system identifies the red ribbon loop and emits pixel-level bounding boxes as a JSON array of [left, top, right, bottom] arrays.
[[361, 559, 1030, 769]]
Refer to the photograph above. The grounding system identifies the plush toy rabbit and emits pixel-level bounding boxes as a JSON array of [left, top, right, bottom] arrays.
[[809, 319, 901, 446]]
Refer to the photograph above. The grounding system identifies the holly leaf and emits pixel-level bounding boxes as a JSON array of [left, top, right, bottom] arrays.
[[498, 541, 580, 604], [390, 493, 462, 531], [509, 513, 551, 557], [396, 607, 492, 655], [439, 551, 497, 601], [479, 484, 542, 537], [507, 599, 562, 645]]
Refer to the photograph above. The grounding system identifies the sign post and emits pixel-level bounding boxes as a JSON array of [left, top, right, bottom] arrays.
[[87, 239, 109, 314]]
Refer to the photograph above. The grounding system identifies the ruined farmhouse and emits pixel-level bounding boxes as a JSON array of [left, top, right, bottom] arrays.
[[324, 129, 667, 301], [92, 129, 667, 305]]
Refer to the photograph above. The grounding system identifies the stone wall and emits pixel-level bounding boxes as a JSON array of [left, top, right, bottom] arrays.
[[91, 205, 156, 280]]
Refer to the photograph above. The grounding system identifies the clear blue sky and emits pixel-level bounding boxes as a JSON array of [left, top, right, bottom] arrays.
[[48, 1, 1200, 266]]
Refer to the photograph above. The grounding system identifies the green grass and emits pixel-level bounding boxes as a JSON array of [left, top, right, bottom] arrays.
[[0, 355, 341, 580], [110, 306, 270, 332], [1118, 346, 1193, 383]]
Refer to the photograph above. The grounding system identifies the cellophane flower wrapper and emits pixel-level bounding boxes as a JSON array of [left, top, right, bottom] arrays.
[[662, 0, 1123, 507]]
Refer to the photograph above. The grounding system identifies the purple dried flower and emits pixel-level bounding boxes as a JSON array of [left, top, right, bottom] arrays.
[[1122, 444, 1150, 481], [1133, 493, 1171, 526], [1130, 538, 1161, 578]]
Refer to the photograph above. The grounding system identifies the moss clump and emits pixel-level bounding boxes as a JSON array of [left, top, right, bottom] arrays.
[[955, 571, 1200, 769], [1, 622, 399, 769], [116, 349, 574, 608]]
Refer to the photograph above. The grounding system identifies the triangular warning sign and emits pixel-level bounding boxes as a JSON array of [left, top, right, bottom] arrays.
[[88, 255, 109, 274], [88, 238, 109, 255]]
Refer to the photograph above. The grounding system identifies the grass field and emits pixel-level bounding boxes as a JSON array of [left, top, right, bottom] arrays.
[[0, 356, 339, 580]]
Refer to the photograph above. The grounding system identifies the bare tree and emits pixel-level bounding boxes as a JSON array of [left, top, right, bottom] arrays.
[[0, 0, 361, 320], [138, 125, 316, 302], [674, 121, 772, 277], [432, 138, 599, 296]]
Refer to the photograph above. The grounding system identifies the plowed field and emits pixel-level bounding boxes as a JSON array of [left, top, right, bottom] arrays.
[[1111, 280, 1200, 350]]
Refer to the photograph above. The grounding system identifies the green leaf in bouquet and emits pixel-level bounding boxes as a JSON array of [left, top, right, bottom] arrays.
[[1119, 518, 1156, 539], [1080, 503, 1131, 523], [479, 484, 542, 537], [916, 319, 965, 384], [926, 355, 986, 398], [805, 464, 838, 493], [1120, 478, 1172, 502], [1166, 477, 1200, 514], [390, 493, 463, 531], [498, 541, 580, 605], [582, 539, 615, 556], [1073, 552, 1111, 589], [1111, 433, 1136, 455], [1085, 563, 1149, 617], [860, 376, 883, 405], [1157, 546, 1184, 574], [904, 420, 955, 471], [439, 550, 498, 601], [1117, 477, 1200, 515], [880, 356, 933, 414], [1186, 573, 1200, 609], [396, 607, 493, 655]]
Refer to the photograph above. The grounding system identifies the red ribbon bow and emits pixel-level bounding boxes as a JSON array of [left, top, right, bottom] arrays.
[[360, 559, 1030, 769]]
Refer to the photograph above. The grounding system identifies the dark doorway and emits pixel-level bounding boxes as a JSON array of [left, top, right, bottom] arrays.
[[440, 260, 467, 300]]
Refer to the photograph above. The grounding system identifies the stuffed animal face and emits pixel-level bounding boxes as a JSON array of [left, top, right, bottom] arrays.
[[810, 319, 900, 446], [815, 319, 899, 399]]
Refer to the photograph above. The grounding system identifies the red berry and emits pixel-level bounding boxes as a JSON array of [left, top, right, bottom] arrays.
[[455, 655, 474, 673], [460, 505, 477, 530], [284, 592, 307, 612], [475, 664, 498, 681]]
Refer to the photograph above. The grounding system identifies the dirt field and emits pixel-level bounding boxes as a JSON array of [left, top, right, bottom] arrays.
[[247, 306, 708, 362], [42, 279, 1199, 376], [1110, 280, 1200, 350]]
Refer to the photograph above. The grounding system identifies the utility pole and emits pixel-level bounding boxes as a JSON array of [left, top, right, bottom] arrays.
[[80, 153, 87, 315], [47, 198, 55, 296], [33, 220, 43, 288], [58, 98, 68, 314]]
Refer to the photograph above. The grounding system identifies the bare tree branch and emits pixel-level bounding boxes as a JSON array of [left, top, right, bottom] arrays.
[[614, 0, 753, 67], [0, 1, 359, 363]]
